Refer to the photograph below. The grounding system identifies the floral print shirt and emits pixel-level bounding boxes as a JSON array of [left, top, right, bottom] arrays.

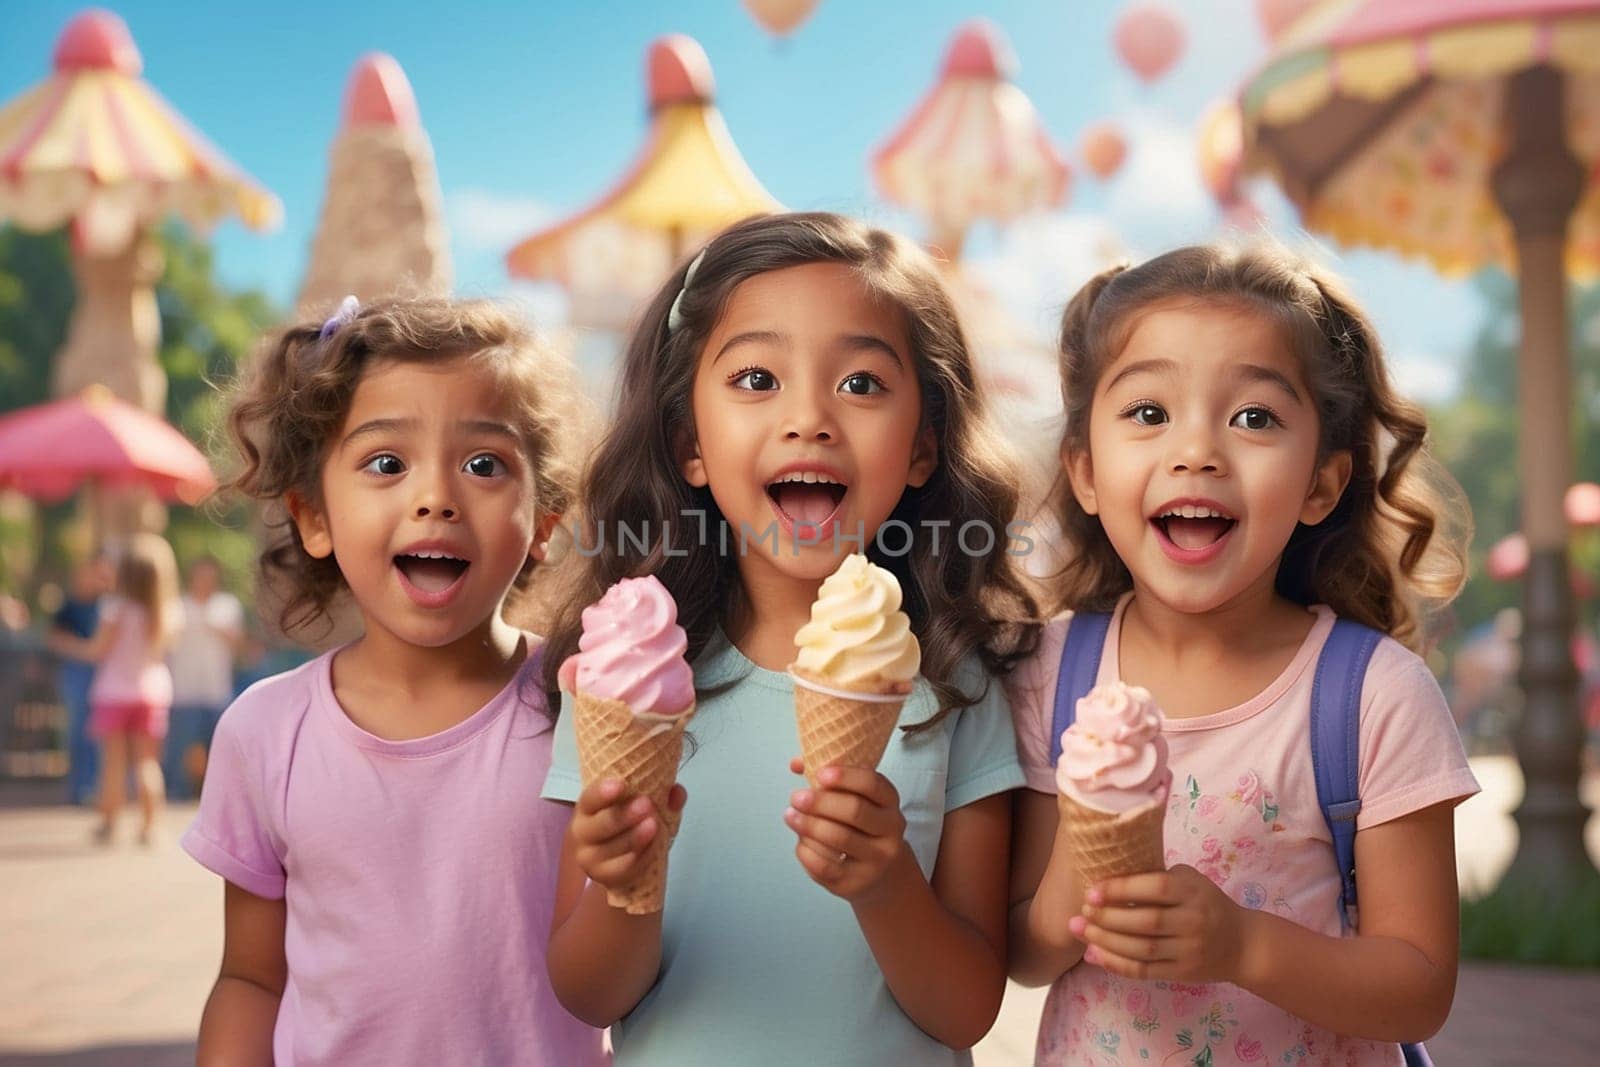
[[1008, 597, 1479, 1066]]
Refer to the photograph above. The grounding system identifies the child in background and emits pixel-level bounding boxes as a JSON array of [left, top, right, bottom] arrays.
[[184, 297, 604, 1066], [541, 212, 1040, 1064], [66, 534, 178, 844], [1008, 244, 1479, 1065], [164, 554, 244, 798], [45, 552, 114, 804]]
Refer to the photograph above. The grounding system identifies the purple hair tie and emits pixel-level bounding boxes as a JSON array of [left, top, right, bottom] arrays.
[[319, 295, 360, 340]]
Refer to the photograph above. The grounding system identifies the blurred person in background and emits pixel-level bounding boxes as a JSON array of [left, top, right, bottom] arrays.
[[57, 534, 179, 845], [45, 554, 114, 804], [164, 555, 243, 799]]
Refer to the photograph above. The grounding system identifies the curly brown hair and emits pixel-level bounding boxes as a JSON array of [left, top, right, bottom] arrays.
[[1050, 243, 1470, 650], [222, 297, 587, 638], [541, 212, 1040, 723]]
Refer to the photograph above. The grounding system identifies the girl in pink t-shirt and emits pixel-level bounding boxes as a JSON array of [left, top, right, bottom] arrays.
[[1008, 244, 1479, 1065], [182, 298, 604, 1066], [66, 532, 178, 845]]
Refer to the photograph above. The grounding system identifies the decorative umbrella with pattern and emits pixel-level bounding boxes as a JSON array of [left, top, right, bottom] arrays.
[[1241, 0, 1600, 888]]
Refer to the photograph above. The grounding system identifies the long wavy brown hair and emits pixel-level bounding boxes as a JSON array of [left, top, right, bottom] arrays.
[[114, 532, 180, 655], [541, 212, 1040, 723], [222, 297, 587, 638], [1050, 243, 1470, 650]]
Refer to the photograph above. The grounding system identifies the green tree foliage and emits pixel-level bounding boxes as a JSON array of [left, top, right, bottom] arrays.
[[0, 222, 279, 606], [0, 227, 73, 411], [1429, 271, 1600, 640]]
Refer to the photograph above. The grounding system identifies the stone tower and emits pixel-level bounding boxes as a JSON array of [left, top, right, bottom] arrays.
[[297, 53, 451, 316]]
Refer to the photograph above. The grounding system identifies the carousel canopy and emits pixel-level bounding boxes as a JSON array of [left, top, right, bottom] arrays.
[[505, 34, 780, 291], [872, 19, 1068, 251], [0, 9, 280, 254]]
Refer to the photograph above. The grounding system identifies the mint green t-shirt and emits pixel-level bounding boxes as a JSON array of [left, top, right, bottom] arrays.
[[542, 637, 1024, 1066]]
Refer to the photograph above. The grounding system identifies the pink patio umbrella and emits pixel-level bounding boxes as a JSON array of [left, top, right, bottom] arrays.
[[1241, 0, 1600, 887], [0, 386, 215, 507], [871, 19, 1069, 259]]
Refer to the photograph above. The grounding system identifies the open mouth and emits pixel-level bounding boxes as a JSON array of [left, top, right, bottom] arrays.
[[766, 471, 848, 530], [393, 550, 470, 594], [1152, 504, 1238, 551]]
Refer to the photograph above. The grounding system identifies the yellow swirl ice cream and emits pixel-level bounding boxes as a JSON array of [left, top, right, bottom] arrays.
[[792, 554, 920, 690], [789, 555, 920, 787]]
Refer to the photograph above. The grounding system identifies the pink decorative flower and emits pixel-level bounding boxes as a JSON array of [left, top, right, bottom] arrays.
[[1125, 988, 1150, 1014], [1234, 771, 1263, 806], [1234, 1035, 1265, 1062], [1197, 795, 1221, 820]]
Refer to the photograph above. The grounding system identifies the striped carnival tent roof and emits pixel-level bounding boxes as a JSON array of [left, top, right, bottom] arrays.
[[871, 19, 1069, 256], [0, 9, 280, 251]]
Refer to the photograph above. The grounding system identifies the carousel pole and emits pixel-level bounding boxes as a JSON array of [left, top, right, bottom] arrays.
[[1490, 65, 1594, 890], [53, 228, 165, 413], [53, 227, 169, 545]]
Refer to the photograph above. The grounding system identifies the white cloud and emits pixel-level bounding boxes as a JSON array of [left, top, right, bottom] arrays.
[[966, 212, 1130, 346], [499, 279, 571, 337], [446, 189, 555, 251], [1105, 109, 1218, 252], [1388, 349, 1462, 405]]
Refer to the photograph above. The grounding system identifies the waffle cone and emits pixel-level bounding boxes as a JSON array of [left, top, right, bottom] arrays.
[[574, 691, 693, 914], [1057, 791, 1166, 885], [791, 669, 905, 788]]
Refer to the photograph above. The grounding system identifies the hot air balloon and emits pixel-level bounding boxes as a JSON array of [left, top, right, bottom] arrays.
[[1196, 98, 1244, 204], [1113, 4, 1186, 84], [742, 0, 820, 38], [1080, 122, 1128, 180]]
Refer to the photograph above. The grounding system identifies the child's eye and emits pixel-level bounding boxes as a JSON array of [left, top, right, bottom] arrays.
[[1230, 407, 1279, 431], [730, 367, 778, 391], [839, 372, 885, 396], [1125, 403, 1167, 426], [464, 454, 504, 478], [362, 454, 405, 476]]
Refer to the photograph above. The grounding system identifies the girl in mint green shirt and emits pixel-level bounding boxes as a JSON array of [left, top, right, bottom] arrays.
[[540, 212, 1042, 1064]]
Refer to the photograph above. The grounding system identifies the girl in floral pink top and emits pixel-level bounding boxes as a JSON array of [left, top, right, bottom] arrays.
[[1007, 245, 1479, 1065]]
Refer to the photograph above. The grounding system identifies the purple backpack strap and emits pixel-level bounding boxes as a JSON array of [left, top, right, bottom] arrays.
[[1047, 612, 1113, 766], [1310, 617, 1382, 928], [1312, 617, 1430, 1065]]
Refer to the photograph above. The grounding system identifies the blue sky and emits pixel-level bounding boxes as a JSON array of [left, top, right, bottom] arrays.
[[1, 0, 1482, 401]]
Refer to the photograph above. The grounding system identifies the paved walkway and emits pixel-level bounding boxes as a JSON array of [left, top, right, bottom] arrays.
[[2, 756, 1597, 1065]]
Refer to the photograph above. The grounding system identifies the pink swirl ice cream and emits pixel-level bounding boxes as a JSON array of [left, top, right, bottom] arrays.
[[571, 576, 694, 718], [1056, 682, 1171, 814]]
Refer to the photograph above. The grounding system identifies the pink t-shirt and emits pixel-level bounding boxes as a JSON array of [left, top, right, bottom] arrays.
[[1008, 596, 1479, 1067], [89, 596, 173, 708], [181, 645, 606, 1067]]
